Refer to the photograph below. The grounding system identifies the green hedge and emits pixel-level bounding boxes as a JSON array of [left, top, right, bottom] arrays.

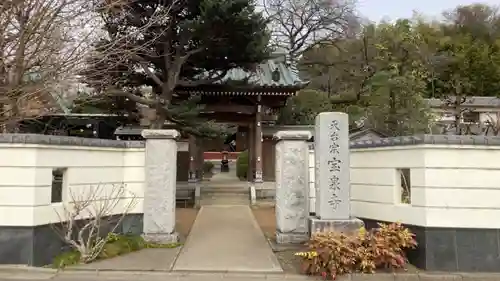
[[236, 150, 249, 180], [203, 161, 214, 173]]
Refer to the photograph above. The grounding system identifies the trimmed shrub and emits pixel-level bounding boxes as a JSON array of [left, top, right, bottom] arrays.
[[203, 161, 215, 173], [236, 150, 249, 180]]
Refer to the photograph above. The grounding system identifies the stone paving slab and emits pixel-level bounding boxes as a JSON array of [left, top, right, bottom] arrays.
[[68, 248, 181, 271], [172, 205, 283, 273]]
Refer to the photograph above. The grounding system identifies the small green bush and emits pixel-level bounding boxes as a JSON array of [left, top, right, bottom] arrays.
[[100, 242, 124, 259], [236, 150, 249, 180], [52, 250, 80, 269], [203, 161, 214, 173]]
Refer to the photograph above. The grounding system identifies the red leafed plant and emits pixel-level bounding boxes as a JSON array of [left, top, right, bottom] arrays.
[[296, 222, 417, 280], [368, 222, 417, 269]]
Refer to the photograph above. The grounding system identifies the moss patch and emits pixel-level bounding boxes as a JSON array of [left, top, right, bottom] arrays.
[[51, 234, 182, 269]]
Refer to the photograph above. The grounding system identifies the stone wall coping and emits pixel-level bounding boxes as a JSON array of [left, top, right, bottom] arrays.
[[350, 134, 500, 149], [0, 134, 144, 148], [141, 129, 180, 140], [274, 130, 312, 141]]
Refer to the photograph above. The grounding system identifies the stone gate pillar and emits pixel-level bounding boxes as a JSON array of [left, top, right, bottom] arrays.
[[141, 129, 179, 243], [310, 112, 363, 234], [274, 130, 311, 244]]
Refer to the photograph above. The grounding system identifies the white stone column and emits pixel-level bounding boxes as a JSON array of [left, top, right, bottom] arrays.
[[274, 130, 311, 244], [141, 129, 179, 243], [310, 112, 363, 234]]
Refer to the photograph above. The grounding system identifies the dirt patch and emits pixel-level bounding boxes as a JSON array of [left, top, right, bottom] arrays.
[[251, 206, 276, 239], [176, 208, 199, 242], [252, 206, 306, 274]]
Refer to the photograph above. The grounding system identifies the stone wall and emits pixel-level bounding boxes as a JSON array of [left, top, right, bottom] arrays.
[[348, 135, 500, 272], [0, 134, 145, 266], [296, 134, 500, 272], [0, 133, 186, 266]]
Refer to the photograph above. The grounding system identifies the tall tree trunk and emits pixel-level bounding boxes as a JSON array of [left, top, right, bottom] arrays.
[[4, 102, 20, 133], [388, 89, 398, 135], [151, 109, 166, 129], [453, 96, 462, 135]]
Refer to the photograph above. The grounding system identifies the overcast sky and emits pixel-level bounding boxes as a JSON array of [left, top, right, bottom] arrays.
[[357, 0, 499, 23]]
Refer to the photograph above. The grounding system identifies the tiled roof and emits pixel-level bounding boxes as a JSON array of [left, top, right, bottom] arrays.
[[425, 97, 500, 108], [214, 58, 305, 88], [196, 52, 306, 89]]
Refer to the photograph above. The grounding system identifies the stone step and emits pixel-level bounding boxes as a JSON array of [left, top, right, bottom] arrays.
[[201, 188, 249, 195], [201, 194, 249, 200], [200, 198, 250, 206], [252, 199, 275, 208], [202, 185, 248, 189]]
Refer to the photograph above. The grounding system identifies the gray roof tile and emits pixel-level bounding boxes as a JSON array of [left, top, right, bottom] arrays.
[[425, 97, 500, 107], [215, 58, 305, 87]]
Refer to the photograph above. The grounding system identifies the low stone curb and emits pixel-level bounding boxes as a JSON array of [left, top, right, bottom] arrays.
[[54, 270, 500, 281], [0, 265, 58, 280], [1, 266, 500, 281], [0, 265, 57, 272], [339, 272, 500, 281]]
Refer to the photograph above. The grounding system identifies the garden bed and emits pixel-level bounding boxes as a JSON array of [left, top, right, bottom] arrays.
[[53, 208, 199, 269], [251, 206, 420, 276]]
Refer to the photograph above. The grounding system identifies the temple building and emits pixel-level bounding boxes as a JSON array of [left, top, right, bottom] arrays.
[[171, 51, 308, 183]]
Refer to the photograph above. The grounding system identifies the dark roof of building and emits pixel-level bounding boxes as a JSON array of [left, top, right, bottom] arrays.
[[215, 59, 304, 88], [348, 127, 390, 140], [115, 126, 144, 136], [425, 97, 500, 108], [192, 52, 307, 92]]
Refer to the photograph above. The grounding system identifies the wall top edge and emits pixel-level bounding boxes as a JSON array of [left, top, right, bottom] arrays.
[[0, 134, 145, 148], [274, 130, 312, 140], [349, 134, 500, 149], [141, 129, 180, 140]]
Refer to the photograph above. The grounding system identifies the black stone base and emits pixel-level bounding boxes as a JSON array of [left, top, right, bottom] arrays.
[[361, 218, 500, 272], [0, 213, 143, 267]]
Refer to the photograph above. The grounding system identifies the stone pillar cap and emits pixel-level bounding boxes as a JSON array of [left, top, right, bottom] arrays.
[[142, 129, 180, 139], [274, 130, 312, 141], [317, 111, 348, 117]]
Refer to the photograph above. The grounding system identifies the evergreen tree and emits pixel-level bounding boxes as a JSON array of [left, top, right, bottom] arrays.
[[82, 0, 270, 137]]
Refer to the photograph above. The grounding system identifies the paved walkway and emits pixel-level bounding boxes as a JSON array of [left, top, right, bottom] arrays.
[[172, 205, 282, 273]]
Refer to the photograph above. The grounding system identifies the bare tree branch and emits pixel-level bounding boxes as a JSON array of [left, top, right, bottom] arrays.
[[0, 0, 129, 132], [262, 0, 359, 65], [52, 183, 138, 264]]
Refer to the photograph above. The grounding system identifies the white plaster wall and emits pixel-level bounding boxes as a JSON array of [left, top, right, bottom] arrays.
[[479, 112, 499, 124], [0, 143, 145, 227], [310, 144, 500, 228], [348, 146, 427, 227], [420, 145, 500, 228]]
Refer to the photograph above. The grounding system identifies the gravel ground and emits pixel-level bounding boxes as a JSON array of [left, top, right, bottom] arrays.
[[176, 208, 199, 242]]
